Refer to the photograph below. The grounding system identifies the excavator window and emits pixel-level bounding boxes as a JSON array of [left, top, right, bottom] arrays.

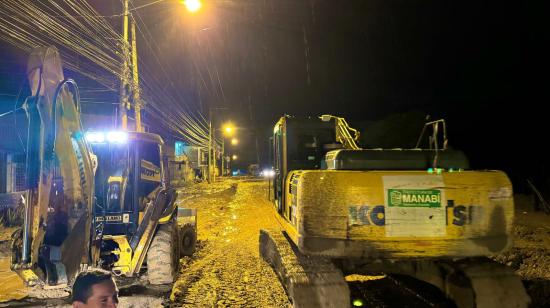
[[273, 128, 283, 212], [288, 129, 335, 170]]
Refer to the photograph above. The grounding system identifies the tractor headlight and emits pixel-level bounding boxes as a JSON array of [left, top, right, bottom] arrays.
[[106, 131, 128, 143], [85, 132, 105, 143], [85, 131, 128, 144]]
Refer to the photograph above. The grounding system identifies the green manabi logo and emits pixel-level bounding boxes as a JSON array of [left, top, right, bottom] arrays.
[[388, 189, 441, 208]]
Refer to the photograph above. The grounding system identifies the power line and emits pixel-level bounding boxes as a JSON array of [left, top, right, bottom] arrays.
[[0, 0, 210, 147]]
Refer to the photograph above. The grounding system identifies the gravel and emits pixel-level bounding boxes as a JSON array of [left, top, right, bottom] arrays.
[[170, 179, 290, 307]]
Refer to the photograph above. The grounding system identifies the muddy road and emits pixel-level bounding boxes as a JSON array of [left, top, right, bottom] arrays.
[[170, 179, 289, 307]]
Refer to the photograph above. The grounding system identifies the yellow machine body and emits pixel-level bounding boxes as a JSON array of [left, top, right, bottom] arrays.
[[263, 115, 530, 308], [104, 235, 133, 276], [281, 169, 514, 258], [99, 189, 178, 277], [10, 47, 195, 289]]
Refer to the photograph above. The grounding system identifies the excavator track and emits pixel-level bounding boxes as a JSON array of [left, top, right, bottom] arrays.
[[259, 229, 349, 308], [344, 257, 530, 308], [436, 258, 530, 308], [261, 228, 530, 308]]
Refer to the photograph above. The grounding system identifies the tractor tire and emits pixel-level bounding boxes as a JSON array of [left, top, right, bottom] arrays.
[[147, 220, 180, 285], [180, 223, 196, 257]]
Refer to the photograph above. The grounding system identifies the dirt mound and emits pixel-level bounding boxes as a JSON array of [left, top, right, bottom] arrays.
[[494, 247, 550, 279], [492, 195, 550, 307]]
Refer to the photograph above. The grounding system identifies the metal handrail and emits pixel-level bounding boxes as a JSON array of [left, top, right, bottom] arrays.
[[415, 119, 448, 168], [415, 119, 448, 150], [320, 115, 361, 150]]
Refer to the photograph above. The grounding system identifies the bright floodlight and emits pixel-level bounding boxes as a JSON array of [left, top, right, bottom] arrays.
[[106, 131, 128, 143], [231, 138, 238, 145], [262, 169, 275, 178], [232, 154, 238, 160], [85, 132, 105, 143], [183, 0, 202, 13]]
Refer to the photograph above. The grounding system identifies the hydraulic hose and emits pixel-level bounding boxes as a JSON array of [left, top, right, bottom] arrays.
[[51, 78, 80, 153]]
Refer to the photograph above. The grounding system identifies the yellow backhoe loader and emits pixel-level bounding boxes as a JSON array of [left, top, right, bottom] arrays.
[[9, 46, 196, 296]]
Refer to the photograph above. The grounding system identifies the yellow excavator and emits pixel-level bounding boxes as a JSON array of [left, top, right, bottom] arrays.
[[9, 46, 196, 295], [261, 114, 530, 308]]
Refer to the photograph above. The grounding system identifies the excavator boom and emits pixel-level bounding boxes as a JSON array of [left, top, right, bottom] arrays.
[[11, 47, 96, 288]]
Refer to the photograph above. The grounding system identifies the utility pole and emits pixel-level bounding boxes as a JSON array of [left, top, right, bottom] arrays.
[[208, 108, 212, 183], [212, 125, 217, 183], [221, 138, 225, 177], [131, 21, 142, 132], [207, 107, 229, 183], [119, 0, 130, 130], [248, 95, 260, 166]]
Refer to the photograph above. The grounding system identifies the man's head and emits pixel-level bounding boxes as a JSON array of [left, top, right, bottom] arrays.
[[72, 270, 118, 308]]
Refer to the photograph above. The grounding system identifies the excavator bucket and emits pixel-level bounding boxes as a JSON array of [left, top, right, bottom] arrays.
[[11, 46, 96, 288]]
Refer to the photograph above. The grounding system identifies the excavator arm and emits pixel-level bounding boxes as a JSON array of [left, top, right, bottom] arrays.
[[11, 46, 97, 287]]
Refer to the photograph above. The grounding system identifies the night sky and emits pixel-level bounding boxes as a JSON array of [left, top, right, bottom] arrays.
[[0, 0, 547, 187]]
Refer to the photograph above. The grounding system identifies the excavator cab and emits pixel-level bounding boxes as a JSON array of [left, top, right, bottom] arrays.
[[272, 116, 335, 213]]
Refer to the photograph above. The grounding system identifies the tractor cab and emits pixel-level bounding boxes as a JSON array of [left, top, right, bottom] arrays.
[[84, 130, 194, 282], [87, 131, 169, 237]]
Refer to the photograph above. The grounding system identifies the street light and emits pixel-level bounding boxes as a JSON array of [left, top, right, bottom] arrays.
[[220, 123, 236, 177], [208, 108, 231, 183], [119, 0, 203, 131], [231, 138, 238, 145], [223, 123, 235, 136], [182, 0, 202, 13], [232, 154, 238, 160]]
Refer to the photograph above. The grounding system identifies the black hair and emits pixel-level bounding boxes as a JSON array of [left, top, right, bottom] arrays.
[[72, 269, 114, 303]]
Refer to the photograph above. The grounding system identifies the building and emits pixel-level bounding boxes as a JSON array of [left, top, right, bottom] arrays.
[[0, 112, 26, 194], [0, 111, 27, 215], [166, 141, 207, 185]]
